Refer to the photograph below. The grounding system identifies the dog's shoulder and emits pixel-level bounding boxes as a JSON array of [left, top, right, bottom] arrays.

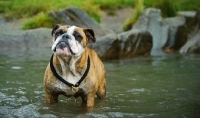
[[86, 47, 99, 60], [86, 47, 104, 68]]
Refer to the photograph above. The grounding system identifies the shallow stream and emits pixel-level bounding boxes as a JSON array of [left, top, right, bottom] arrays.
[[0, 50, 200, 117]]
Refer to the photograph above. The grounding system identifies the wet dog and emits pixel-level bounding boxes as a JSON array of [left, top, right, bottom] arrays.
[[43, 24, 106, 107]]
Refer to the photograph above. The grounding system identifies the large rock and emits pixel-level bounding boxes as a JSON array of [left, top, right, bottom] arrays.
[[178, 10, 200, 36], [0, 28, 52, 52], [132, 8, 187, 55], [179, 10, 200, 53], [180, 30, 200, 53], [89, 33, 118, 59], [162, 17, 187, 51], [90, 29, 152, 60], [0, 26, 153, 60], [49, 7, 112, 38]]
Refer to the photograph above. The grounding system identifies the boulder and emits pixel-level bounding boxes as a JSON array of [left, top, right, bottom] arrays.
[[90, 29, 152, 60], [178, 10, 199, 36], [89, 33, 118, 59], [162, 16, 187, 51], [179, 10, 200, 53], [132, 8, 187, 55], [0, 28, 52, 53], [49, 7, 112, 38], [180, 30, 200, 53]]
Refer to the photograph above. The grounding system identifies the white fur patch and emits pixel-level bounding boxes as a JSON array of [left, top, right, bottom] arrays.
[[58, 56, 82, 85], [51, 26, 76, 52], [67, 26, 77, 35], [51, 25, 85, 56], [51, 36, 62, 52]]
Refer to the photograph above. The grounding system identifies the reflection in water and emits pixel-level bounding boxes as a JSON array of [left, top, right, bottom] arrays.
[[0, 52, 200, 117]]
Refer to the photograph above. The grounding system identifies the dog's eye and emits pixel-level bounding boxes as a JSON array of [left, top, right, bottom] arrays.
[[54, 30, 65, 39], [55, 32, 61, 37], [73, 31, 82, 42], [58, 30, 65, 35], [75, 34, 81, 38]]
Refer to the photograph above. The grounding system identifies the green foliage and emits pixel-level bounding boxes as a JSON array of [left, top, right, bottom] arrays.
[[1, 0, 200, 30], [144, 0, 200, 17], [4, 0, 50, 20], [94, 0, 136, 10], [123, 0, 144, 31], [123, 0, 200, 31], [0, 1, 11, 13], [80, 0, 102, 23], [21, 13, 53, 30], [94, 0, 136, 16], [1, 0, 103, 29], [144, 0, 176, 17]]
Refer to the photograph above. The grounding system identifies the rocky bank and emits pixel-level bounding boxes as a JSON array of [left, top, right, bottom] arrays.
[[0, 7, 200, 59]]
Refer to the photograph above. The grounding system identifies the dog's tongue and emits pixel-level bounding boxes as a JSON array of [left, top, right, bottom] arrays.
[[56, 47, 68, 55]]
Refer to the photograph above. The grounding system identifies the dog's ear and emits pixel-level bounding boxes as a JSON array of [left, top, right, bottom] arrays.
[[51, 24, 61, 36], [84, 28, 96, 43]]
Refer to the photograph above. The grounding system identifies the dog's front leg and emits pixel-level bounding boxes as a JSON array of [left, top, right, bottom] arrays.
[[45, 91, 59, 103], [81, 93, 95, 107]]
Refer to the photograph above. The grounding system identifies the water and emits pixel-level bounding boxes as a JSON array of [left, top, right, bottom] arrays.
[[0, 50, 200, 118]]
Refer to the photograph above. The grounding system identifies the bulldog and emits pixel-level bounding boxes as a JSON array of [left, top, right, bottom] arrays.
[[43, 24, 106, 107]]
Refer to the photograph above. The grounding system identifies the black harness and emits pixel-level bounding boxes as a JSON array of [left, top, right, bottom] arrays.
[[49, 54, 90, 93]]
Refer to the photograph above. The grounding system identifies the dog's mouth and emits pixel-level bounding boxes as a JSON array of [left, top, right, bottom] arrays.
[[54, 41, 75, 55]]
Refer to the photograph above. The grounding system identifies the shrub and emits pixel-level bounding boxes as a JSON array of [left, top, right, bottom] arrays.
[[4, 1, 49, 20], [22, 13, 53, 30]]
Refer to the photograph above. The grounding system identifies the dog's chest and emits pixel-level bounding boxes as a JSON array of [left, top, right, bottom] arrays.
[[53, 56, 86, 95], [54, 73, 82, 91], [63, 73, 82, 85], [58, 56, 82, 85]]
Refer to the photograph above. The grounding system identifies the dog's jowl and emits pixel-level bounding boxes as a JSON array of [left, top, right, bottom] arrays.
[[43, 24, 106, 107]]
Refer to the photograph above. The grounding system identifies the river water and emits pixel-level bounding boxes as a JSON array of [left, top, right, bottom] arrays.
[[0, 50, 200, 118]]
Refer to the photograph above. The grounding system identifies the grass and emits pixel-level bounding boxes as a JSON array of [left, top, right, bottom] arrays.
[[94, 0, 136, 10], [3, 0, 49, 19], [0, 0, 137, 30], [0, 0, 200, 30], [21, 13, 53, 30], [144, 0, 200, 17], [95, 0, 136, 16], [0, 1, 10, 13], [123, 0, 144, 31], [1, 0, 102, 29]]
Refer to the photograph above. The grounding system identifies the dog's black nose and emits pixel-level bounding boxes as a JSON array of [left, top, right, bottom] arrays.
[[62, 34, 70, 39]]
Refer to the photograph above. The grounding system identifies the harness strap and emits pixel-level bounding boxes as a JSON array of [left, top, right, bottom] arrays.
[[49, 54, 90, 88]]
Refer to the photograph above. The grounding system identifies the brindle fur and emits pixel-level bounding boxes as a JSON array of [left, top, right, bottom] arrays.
[[43, 25, 106, 107]]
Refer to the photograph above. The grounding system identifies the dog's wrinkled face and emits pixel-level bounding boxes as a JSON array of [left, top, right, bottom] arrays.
[[51, 24, 96, 57]]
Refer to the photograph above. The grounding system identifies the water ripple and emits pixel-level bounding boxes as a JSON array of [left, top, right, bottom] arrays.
[[11, 66, 22, 70]]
